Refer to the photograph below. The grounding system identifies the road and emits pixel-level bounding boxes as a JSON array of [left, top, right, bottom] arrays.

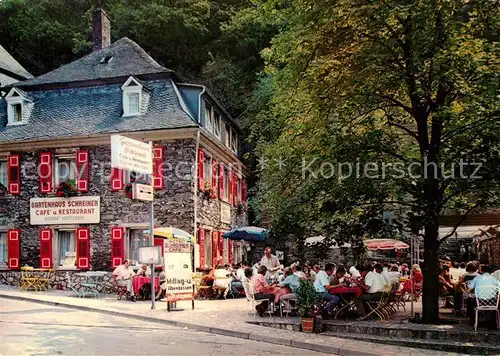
[[0, 298, 327, 356]]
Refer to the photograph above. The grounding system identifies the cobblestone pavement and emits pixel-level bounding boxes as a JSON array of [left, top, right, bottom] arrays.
[[1, 298, 327, 356], [0, 285, 464, 356]]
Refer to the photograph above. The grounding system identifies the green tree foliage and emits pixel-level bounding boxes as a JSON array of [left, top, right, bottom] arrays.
[[251, 0, 499, 323]]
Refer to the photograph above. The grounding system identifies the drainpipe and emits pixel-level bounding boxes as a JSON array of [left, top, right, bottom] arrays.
[[193, 130, 201, 242]]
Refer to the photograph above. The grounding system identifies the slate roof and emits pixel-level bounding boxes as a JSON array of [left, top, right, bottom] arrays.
[[0, 79, 197, 142], [15, 38, 170, 87], [0, 45, 33, 84]]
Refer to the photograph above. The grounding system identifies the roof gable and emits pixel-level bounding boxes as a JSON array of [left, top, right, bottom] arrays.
[[15, 38, 171, 87], [0, 45, 33, 82]]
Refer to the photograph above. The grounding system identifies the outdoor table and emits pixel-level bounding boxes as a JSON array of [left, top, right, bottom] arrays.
[[74, 271, 107, 298], [327, 286, 363, 319], [133, 276, 160, 295], [20, 267, 53, 291]]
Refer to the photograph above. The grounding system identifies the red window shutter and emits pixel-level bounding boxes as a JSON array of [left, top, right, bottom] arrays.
[[212, 230, 218, 267], [228, 240, 233, 265], [154, 238, 164, 257], [153, 145, 164, 190], [111, 227, 125, 268], [110, 168, 124, 191], [76, 228, 90, 270], [198, 149, 205, 191], [218, 232, 224, 261], [7, 229, 20, 269], [233, 174, 239, 206], [228, 170, 233, 203], [7, 154, 20, 195], [242, 179, 247, 204], [218, 164, 224, 199], [39, 152, 53, 194], [211, 160, 218, 198], [198, 228, 205, 268], [76, 149, 89, 193], [39, 228, 53, 269]]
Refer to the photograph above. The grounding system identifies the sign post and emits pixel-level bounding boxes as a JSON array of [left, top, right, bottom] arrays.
[[110, 135, 155, 309]]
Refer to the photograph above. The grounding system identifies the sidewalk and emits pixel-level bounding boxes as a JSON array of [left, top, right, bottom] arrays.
[[0, 285, 461, 356]]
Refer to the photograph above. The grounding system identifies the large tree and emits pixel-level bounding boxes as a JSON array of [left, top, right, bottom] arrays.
[[251, 0, 499, 323]]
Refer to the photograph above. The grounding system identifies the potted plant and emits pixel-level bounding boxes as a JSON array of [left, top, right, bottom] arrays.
[[296, 279, 322, 333], [0, 182, 7, 196], [203, 181, 212, 199], [237, 202, 245, 215], [56, 179, 77, 197]]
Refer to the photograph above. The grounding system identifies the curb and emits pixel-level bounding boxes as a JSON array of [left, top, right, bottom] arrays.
[[1, 293, 378, 356]]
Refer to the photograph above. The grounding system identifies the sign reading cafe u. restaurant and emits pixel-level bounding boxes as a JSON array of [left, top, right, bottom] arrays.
[[30, 196, 101, 225]]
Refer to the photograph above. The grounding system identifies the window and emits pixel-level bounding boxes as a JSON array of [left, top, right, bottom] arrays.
[[13, 104, 22, 122], [231, 129, 238, 153], [224, 124, 230, 147], [205, 102, 213, 132], [0, 160, 7, 188], [121, 76, 143, 117], [126, 229, 149, 265], [55, 156, 76, 185], [5, 88, 29, 126], [54, 230, 76, 267], [223, 168, 229, 201], [127, 93, 140, 115], [214, 112, 221, 138], [203, 155, 212, 185], [204, 229, 212, 268], [0, 232, 7, 267]]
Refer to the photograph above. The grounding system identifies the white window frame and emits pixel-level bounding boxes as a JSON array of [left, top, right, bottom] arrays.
[[231, 129, 238, 153], [213, 112, 221, 139], [54, 229, 76, 269], [224, 123, 230, 148], [0, 231, 7, 269], [0, 160, 7, 188], [125, 228, 149, 266], [5, 88, 29, 126], [205, 102, 213, 132], [54, 155, 77, 186], [121, 76, 143, 117]]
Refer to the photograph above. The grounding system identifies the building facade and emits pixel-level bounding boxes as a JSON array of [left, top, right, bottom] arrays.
[[0, 9, 248, 288]]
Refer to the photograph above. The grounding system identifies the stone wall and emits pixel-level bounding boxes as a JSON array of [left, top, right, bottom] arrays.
[[0, 270, 116, 294], [0, 138, 197, 271]]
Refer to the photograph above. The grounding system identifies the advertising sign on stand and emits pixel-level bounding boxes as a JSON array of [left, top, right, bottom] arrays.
[[163, 240, 194, 302]]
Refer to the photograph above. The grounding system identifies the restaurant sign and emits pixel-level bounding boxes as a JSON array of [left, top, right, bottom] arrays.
[[220, 203, 231, 224], [164, 240, 193, 302], [30, 196, 100, 225]]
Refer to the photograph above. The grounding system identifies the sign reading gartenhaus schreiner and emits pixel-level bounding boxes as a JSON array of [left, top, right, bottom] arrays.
[[30, 196, 101, 225]]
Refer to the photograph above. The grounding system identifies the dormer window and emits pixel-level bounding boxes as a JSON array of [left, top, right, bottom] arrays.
[[5, 88, 30, 126], [121, 76, 143, 117]]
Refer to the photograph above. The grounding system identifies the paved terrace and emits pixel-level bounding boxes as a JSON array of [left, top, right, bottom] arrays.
[[0, 285, 464, 356]]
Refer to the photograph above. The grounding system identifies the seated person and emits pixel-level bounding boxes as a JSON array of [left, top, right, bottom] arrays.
[[454, 262, 479, 313], [230, 262, 247, 296], [251, 266, 276, 317], [113, 259, 136, 302], [439, 265, 454, 296], [279, 267, 300, 310], [354, 264, 387, 317], [386, 265, 401, 284], [329, 266, 348, 288], [136, 264, 152, 277], [404, 264, 423, 293], [213, 265, 231, 297], [155, 267, 166, 301], [314, 263, 340, 316], [467, 265, 500, 330]]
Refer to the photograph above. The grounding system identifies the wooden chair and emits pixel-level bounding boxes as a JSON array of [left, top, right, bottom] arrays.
[[113, 276, 128, 300]]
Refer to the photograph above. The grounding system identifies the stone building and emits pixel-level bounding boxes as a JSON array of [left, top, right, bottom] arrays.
[[0, 9, 248, 289]]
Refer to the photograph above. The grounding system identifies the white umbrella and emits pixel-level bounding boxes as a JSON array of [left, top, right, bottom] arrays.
[[305, 236, 351, 248]]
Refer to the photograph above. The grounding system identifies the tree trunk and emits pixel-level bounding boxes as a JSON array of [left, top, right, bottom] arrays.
[[422, 221, 440, 323]]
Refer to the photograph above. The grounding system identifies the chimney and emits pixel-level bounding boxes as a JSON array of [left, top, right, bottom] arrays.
[[92, 8, 111, 52]]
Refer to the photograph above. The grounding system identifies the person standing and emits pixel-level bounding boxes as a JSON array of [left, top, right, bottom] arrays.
[[260, 247, 281, 278], [313, 263, 340, 317], [113, 259, 136, 302]]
